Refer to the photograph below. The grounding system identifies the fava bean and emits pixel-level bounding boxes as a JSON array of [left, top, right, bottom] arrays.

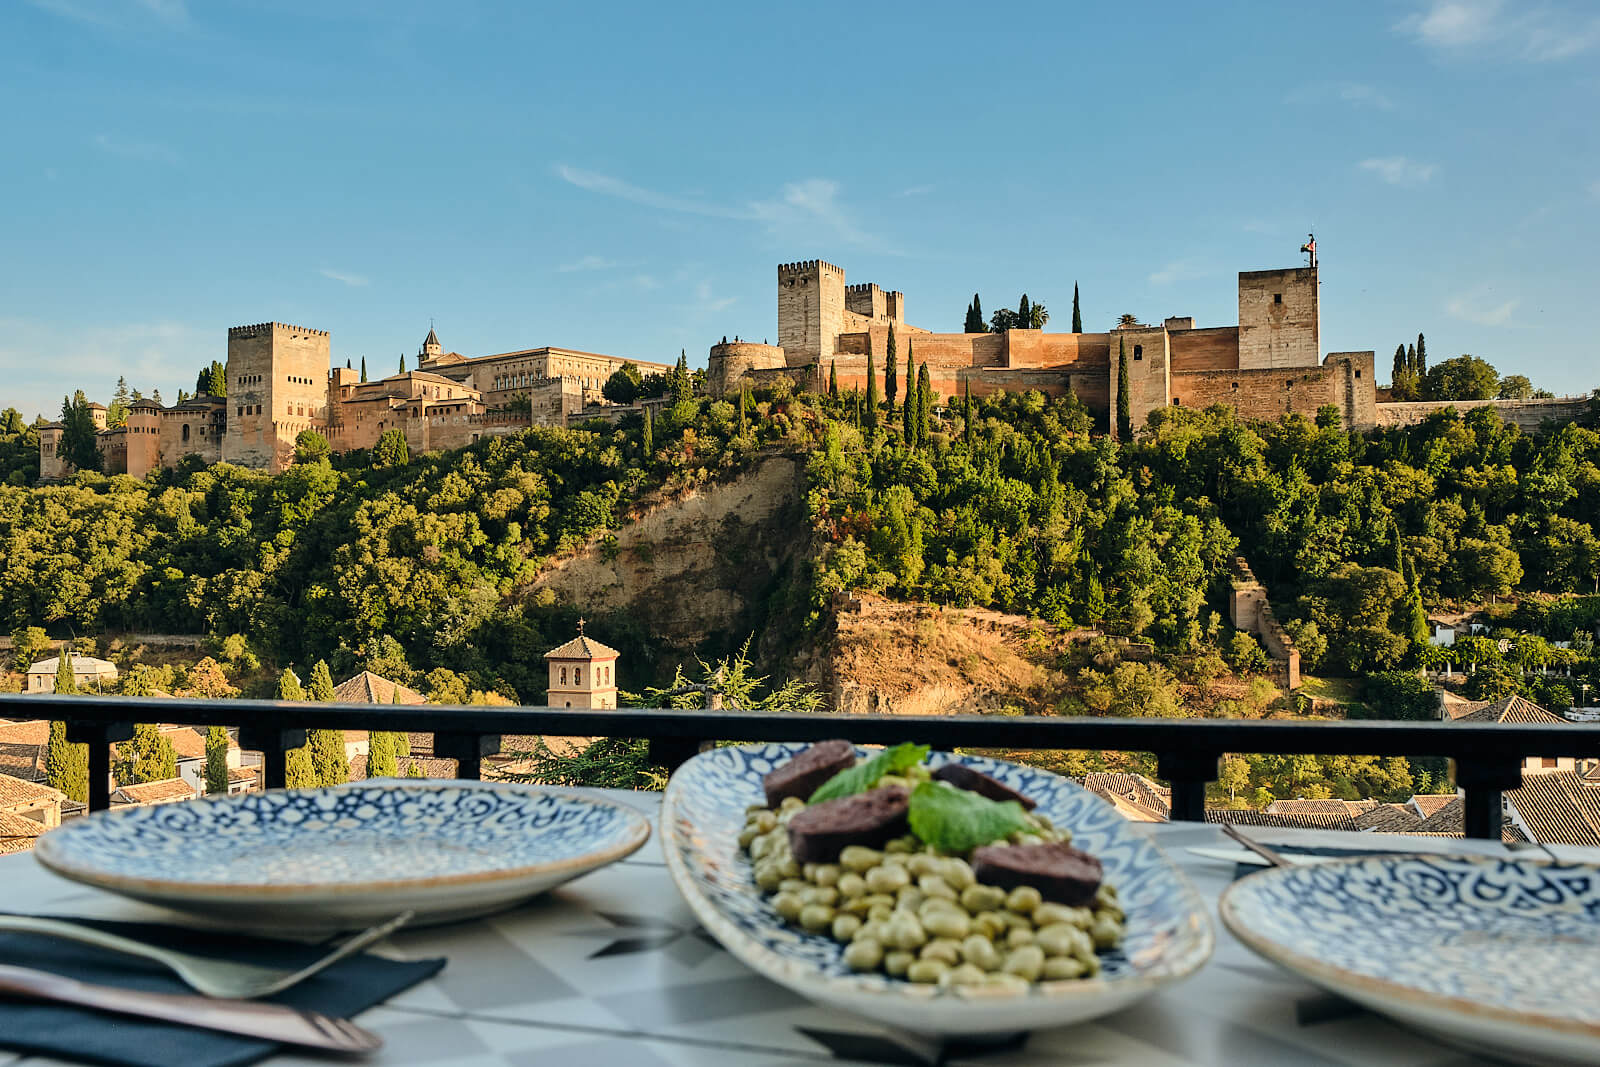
[[885, 835, 918, 853], [972, 911, 1008, 940], [906, 853, 940, 878], [771, 892, 804, 922], [919, 939, 962, 966], [1090, 914, 1124, 950], [943, 963, 988, 987], [883, 914, 928, 950], [918, 875, 958, 902], [865, 865, 910, 894], [867, 903, 894, 923], [737, 827, 760, 849], [838, 846, 882, 872], [778, 878, 809, 895], [754, 864, 783, 891], [906, 959, 950, 984], [836, 872, 867, 899], [779, 796, 805, 813], [812, 864, 841, 888], [922, 908, 971, 941], [843, 938, 884, 972], [1042, 956, 1086, 981], [1002, 945, 1046, 982], [985, 973, 1031, 994], [941, 858, 976, 890], [960, 935, 1001, 971], [1033, 903, 1091, 928], [800, 885, 838, 908], [831, 914, 862, 942], [1005, 926, 1036, 949], [1005, 886, 1043, 915], [798, 904, 835, 932], [895, 886, 925, 913], [961, 885, 1007, 913], [1035, 923, 1091, 959], [753, 811, 778, 834], [884, 950, 915, 977]]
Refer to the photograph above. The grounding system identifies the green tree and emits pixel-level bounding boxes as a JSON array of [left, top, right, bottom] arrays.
[[11, 626, 49, 670], [205, 725, 229, 795], [603, 362, 644, 404], [964, 294, 984, 334], [1226, 631, 1269, 675], [360, 356, 368, 383], [399, 353, 407, 375], [1497, 374, 1533, 400], [54, 650, 77, 694], [1071, 282, 1082, 333], [294, 429, 331, 464], [828, 360, 838, 398], [107, 376, 131, 428], [207, 361, 227, 398], [306, 660, 348, 787], [368, 731, 398, 778], [373, 428, 410, 468], [58, 391, 102, 472], [916, 361, 932, 447], [1424, 355, 1500, 401], [46, 720, 87, 805], [642, 406, 654, 453], [865, 351, 879, 429], [902, 355, 916, 444], [1018, 294, 1031, 329], [671, 350, 694, 405], [885, 326, 898, 415], [737, 385, 749, 436], [1415, 332, 1427, 380], [112, 723, 178, 786], [275, 669, 317, 789], [1116, 335, 1132, 440]]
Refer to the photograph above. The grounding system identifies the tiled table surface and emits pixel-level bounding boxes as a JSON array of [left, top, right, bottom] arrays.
[[2, 789, 1596, 1067]]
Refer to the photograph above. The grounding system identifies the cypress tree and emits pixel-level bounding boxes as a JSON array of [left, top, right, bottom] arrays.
[[1415, 333, 1427, 379], [1071, 282, 1082, 333], [829, 361, 838, 398], [963, 380, 973, 443], [307, 660, 348, 787], [276, 668, 316, 788], [864, 351, 879, 429], [207, 361, 227, 398], [205, 725, 229, 795], [46, 720, 87, 805], [885, 327, 898, 415], [54, 650, 77, 695], [738, 384, 749, 435], [113, 723, 177, 785], [1406, 343, 1416, 377], [399, 353, 407, 375], [916, 362, 931, 447], [964, 295, 984, 334], [643, 406, 655, 453], [360, 356, 368, 383], [1018, 294, 1032, 329], [1392, 344, 1407, 391], [1116, 335, 1132, 440], [902, 348, 916, 444]]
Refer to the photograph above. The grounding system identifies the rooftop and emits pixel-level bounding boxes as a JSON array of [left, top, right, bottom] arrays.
[[113, 778, 196, 805], [0, 773, 65, 809], [0, 810, 46, 855], [545, 632, 621, 661], [333, 672, 427, 706]]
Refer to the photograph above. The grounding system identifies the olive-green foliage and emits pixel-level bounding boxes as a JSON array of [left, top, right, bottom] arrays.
[[205, 725, 229, 795], [10, 625, 48, 669], [367, 731, 398, 778], [306, 659, 348, 786], [46, 720, 87, 804], [112, 723, 177, 786], [373, 429, 410, 469], [54, 651, 77, 694], [0, 408, 39, 486], [59, 392, 102, 473]]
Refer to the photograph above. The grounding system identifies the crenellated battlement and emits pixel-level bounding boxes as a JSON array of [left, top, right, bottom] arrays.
[[777, 259, 844, 276], [228, 322, 330, 339]]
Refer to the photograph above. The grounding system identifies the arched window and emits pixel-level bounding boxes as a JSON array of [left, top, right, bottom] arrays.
[[181, 424, 190, 443], [560, 667, 567, 685], [574, 667, 583, 686]]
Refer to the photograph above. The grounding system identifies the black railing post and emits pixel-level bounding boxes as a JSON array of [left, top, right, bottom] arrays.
[[436, 732, 500, 781], [1456, 756, 1523, 840], [1156, 749, 1219, 822], [648, 737, 708, 772], [66, 720, 134, 813], [238, 727, 307, 790]]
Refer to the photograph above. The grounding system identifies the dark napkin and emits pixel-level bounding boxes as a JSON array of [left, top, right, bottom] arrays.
[[0, 914, 445, 1067]]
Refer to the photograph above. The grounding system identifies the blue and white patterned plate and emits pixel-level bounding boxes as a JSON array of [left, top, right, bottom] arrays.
[[1221, 854, 1600, 1066], [661, 743, 1213, 1035], [35, 781, 651, 931]]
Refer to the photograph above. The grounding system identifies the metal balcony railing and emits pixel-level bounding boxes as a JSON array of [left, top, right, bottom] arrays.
[[6, 693, 1598, 840]]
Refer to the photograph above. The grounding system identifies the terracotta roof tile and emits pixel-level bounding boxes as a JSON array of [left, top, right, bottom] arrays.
[[1408, 794, 1459, 819], [333, 672, 427, 706], [1449, 695, 1568, 726], [1505, 771, 1600, 847], [1203, 809, 1358, 831], [0, 810, 46, 855], [544, 634, 620, 660], [113, 778, 195, 805], [1351, 803, 1423, 833], [348, 754, 458, 780], [1414, 797, 1464, 833], [0, 773, 65, 809]]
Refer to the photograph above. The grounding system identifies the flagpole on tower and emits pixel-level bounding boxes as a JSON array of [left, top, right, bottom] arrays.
[[1300, 233, 1317, 269]]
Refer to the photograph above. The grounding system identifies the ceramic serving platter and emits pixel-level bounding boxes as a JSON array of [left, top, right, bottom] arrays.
[[661, 743, 1213, 1035], [34, 780, 651, 931], [1220, 854, 1600, 1067]]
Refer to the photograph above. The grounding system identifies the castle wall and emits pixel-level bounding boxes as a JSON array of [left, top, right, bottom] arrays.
[[1168, 326, 1240, 372], [125, 406, 162, 479], [1238, 268, 1318, 370], [1108, 328, 1172, 437], [158, 403, 225, 470], [99, 428, 126, 475], [37, 427, 65, 481], [224, 323, 330, 474], [530, 376, 584, 427], [1326, 351, 1377, 430], [1374, 396, 1591, 432], [708, 342, 787, 395], [778, 260, 846, 368], [1003, 331, 1112, 370]]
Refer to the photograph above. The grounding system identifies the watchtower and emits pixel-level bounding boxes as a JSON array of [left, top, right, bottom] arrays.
[[224, 322, 331, 473], [1237, 267, 1319, 370], [544, 621, 619, 709], [777, 260, 846, 369]]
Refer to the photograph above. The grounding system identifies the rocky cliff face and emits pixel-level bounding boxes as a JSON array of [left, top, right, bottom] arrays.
[[528, 456, 807, 651]]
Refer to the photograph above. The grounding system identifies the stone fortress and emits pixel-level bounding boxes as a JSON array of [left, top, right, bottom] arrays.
[[38, 324, 674, 479], [709, 258, 1378, 434], [37, 245, 1590, 481]]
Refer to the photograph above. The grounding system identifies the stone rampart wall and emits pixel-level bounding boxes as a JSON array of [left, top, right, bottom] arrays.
[[1168, 326, 1239, 372], [1374, 397, 1590, 432]]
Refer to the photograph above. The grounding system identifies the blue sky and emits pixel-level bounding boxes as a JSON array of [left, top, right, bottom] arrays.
[[2, 0, 1597, 420]]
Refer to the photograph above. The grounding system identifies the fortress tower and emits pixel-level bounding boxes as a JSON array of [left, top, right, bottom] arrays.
[[224, 322, 331, 473], [1237, 267, 1319, 370], [777, 260, 846, 369]]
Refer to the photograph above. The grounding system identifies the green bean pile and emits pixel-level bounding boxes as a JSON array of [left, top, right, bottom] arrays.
[[740, 776, 1124, 990]]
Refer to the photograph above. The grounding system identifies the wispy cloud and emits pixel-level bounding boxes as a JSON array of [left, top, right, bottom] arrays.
[[895, 184, 936, 198], [694, 281, 736, 314], [93, 133, 177, 163], [26, 0, 189, 28], [1148, 260, 1213, 286], [0, 317, 210, 422], [556, 255, 618, 273], [1447, 294, 1517, 326], [318, 268, 368, 287], [1360, 156, 1437, 187], [1399, 1, 1600, 61], [556, 165, 891, 251]]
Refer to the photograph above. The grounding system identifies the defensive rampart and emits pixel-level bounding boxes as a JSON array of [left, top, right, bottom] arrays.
[[1374, 396, 1590, 432]]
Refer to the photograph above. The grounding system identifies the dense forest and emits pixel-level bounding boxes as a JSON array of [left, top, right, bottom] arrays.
[[4, 381, 1599, 745]]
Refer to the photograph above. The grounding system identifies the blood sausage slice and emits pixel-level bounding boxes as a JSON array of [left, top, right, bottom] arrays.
[[762, 739, 857, 807], [786, 786, 911, 864], [970, 842, 1103, 906], [931, 763, 1037, 810]]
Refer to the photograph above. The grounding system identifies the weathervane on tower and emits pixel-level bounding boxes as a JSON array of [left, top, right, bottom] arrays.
[[1300, 233, 1317, 269]]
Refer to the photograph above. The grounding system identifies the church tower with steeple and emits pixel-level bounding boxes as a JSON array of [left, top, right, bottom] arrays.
[[420, 325, 443, 364]]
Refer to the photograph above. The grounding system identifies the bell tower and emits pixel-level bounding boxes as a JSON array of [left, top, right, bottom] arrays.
[[543, 620, 619, 709]]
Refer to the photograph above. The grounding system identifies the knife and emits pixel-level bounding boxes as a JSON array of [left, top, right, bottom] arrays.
[[0, 964, 382, 1055]]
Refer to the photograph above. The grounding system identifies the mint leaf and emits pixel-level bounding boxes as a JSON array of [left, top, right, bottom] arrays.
[[808, 742, 930, 804], [907, 781, 1031, 853]]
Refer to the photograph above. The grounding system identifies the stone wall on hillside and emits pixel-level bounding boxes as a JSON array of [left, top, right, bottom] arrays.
[[1229, 557, 1301, 690], [528, 456, 806, 649], [1375, 397, 1590, 432]]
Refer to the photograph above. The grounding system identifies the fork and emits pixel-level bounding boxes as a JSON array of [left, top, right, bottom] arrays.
[[1220, 823, 1293, 868], [0, 911, 413, 999]]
